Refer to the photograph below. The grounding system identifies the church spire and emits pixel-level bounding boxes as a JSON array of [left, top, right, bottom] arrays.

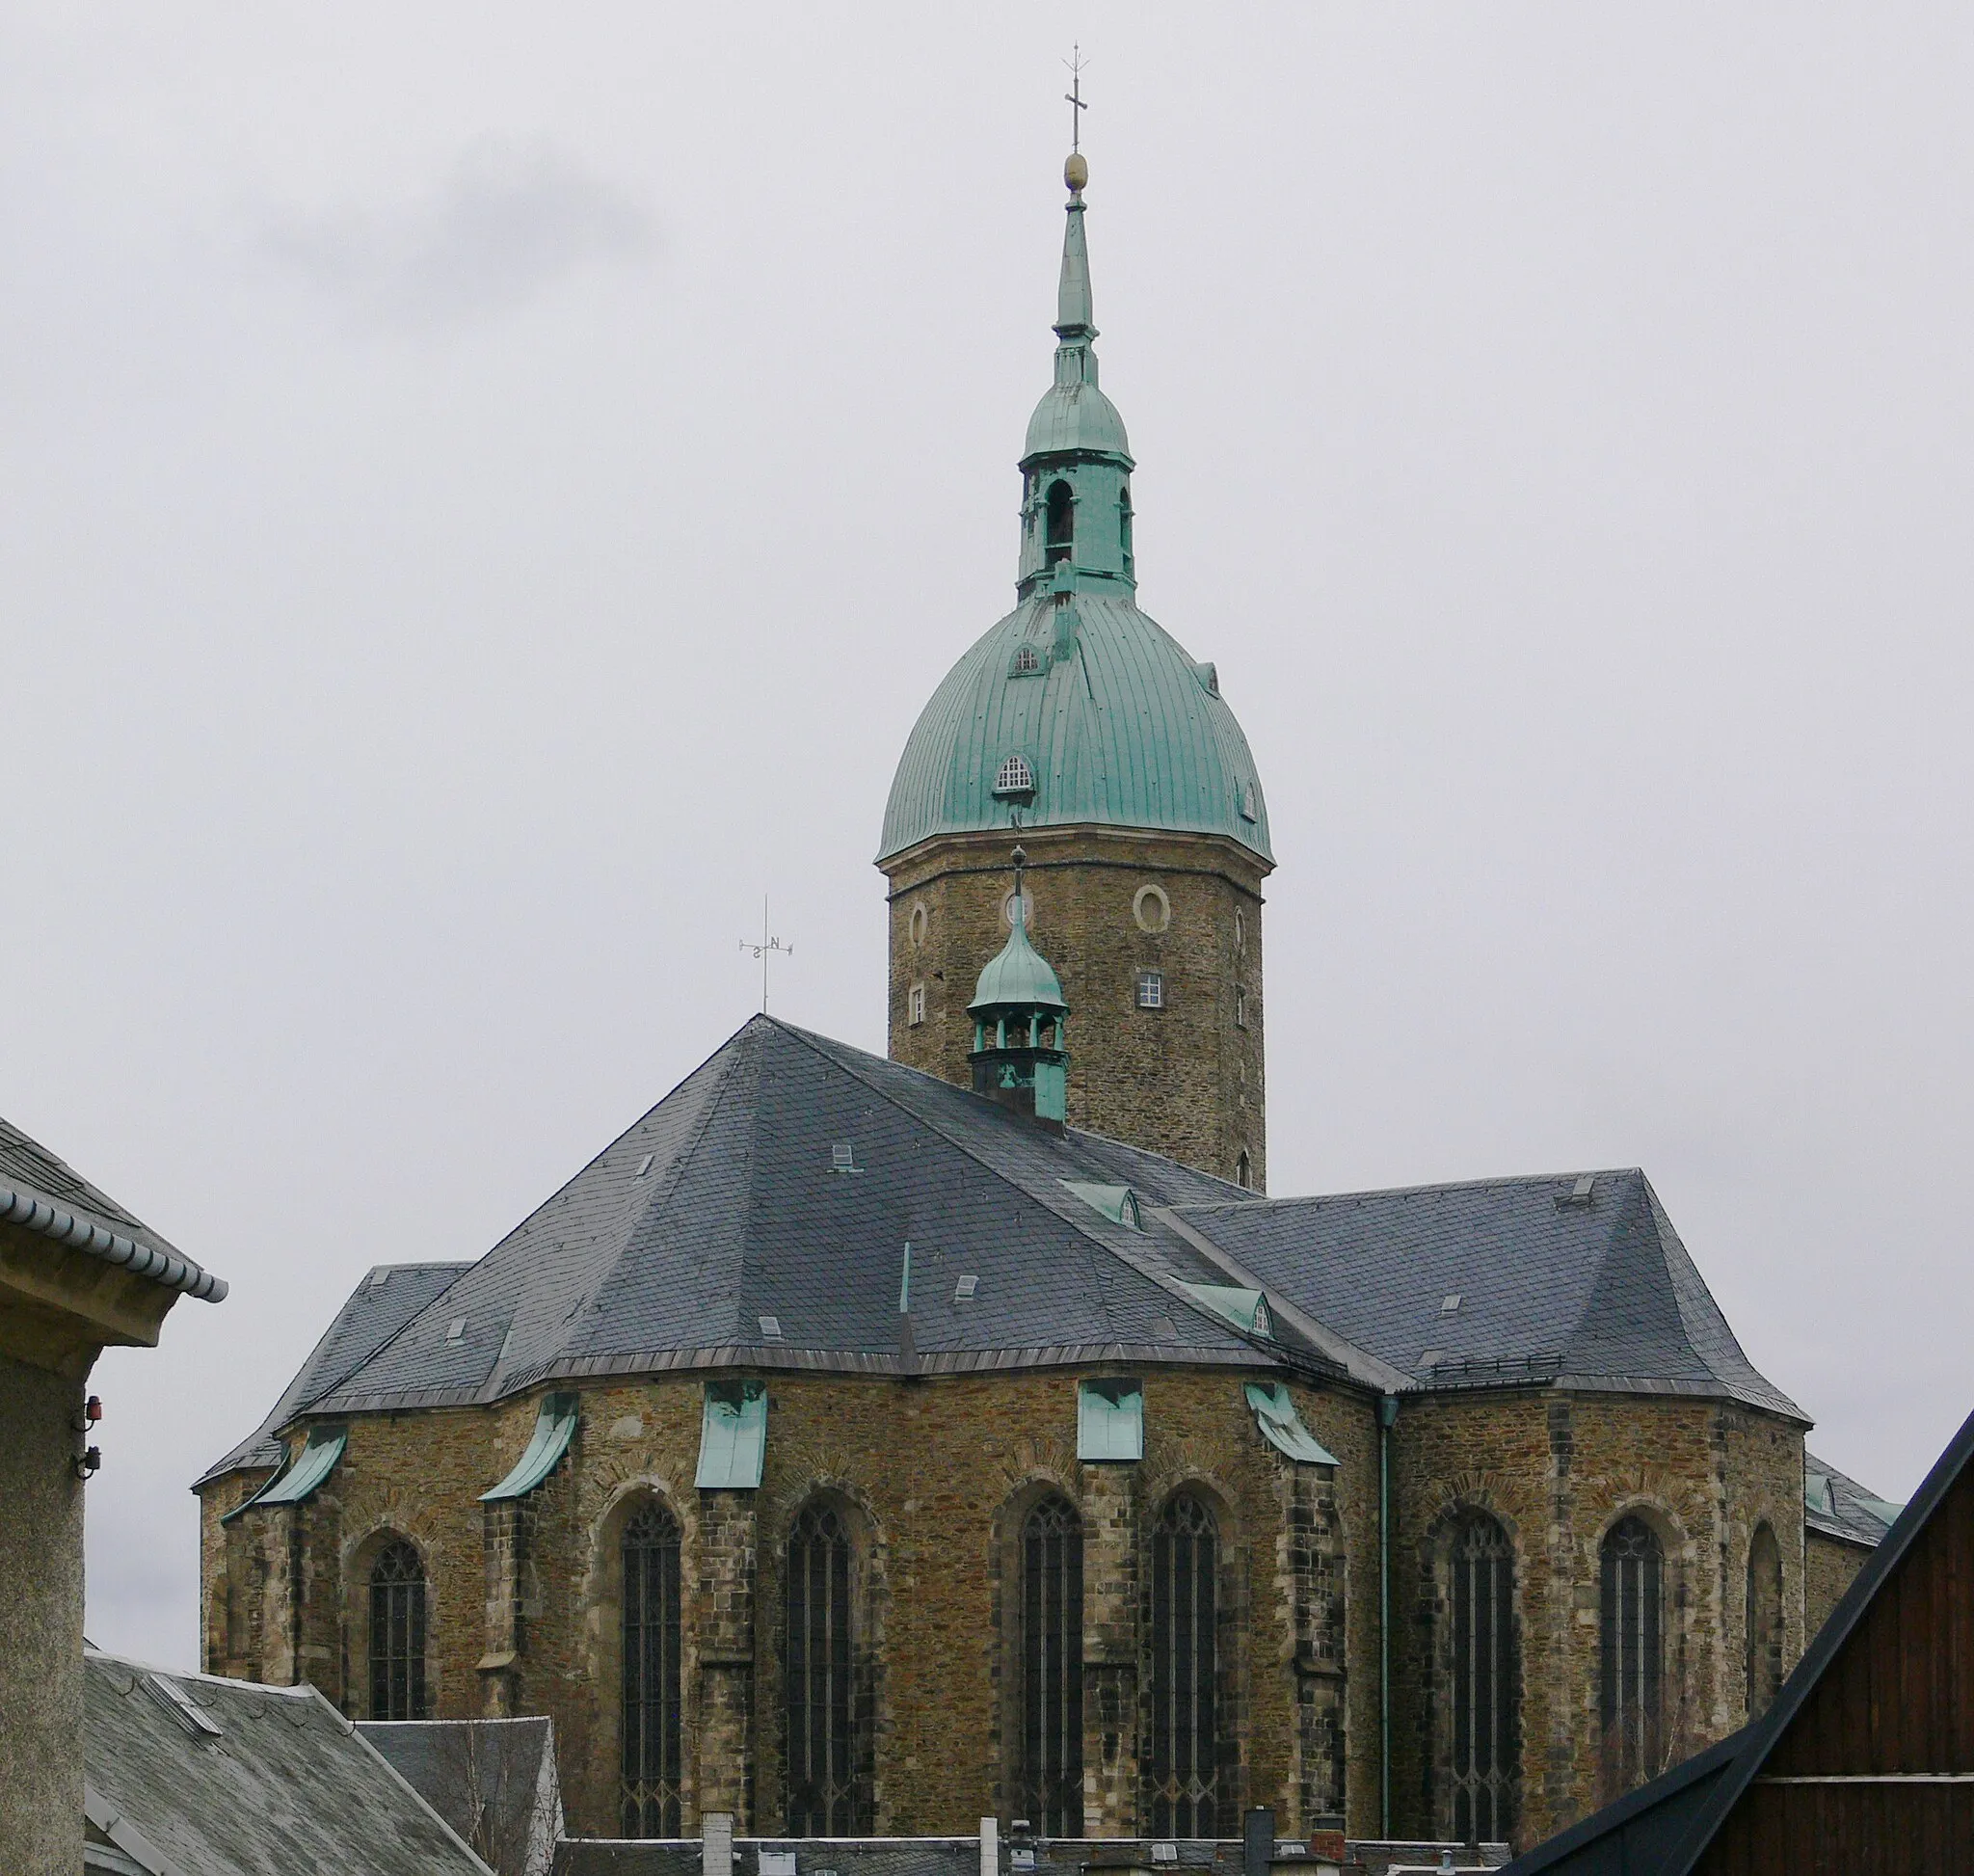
[[1017, 151, 1136, 602]]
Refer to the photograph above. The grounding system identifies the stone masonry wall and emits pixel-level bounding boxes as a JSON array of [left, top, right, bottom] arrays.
[[1803, 1529, 1874, 1645], [200, 1365, 1376, 1841], [882, 826, 1268, 1189], [1386, 1390, 1805, 1854]]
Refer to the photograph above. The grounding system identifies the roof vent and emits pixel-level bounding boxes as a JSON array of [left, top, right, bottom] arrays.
[[144, 1673, 223, 1739], [1558, 1173, 1597, 1208], [635, 1153, 654, 1177], [368, 1269, 390, 1289], [1441, 1294, 1462, 1314], [758, 1314, 783, 1341], [954, 1275, 978, 1302], [445, 1318, 467, 1343], [831, 1143, 862, 1175], [992, 754, 1036, 800], [1194, 660, 1219, 698]]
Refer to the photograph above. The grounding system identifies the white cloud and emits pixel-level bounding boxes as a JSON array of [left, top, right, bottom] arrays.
[[256, 137, 654, 328]]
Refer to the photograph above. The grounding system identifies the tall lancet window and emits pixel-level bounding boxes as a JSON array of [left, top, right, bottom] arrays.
[[621, 1501, 683, 1837], [1045, 480, 1076, 564], [368, 1539, 429, 1720], [1447, 1514, 1519, 1842], [1148, 1491, 1221, 1836], [1020, 1493, 1084, 1836], [1746, 1522, 1784, 1721], [787, 1502, 867, 1835], [1600, 1515, 1666, 1788]]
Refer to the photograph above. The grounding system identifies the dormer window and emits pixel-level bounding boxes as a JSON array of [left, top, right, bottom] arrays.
[[1011, 643, 1042, 677], [993, 754, 1035, 799], [1044, 480, 1075, 565]]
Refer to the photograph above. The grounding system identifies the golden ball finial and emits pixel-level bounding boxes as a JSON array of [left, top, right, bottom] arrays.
[[1064, 151, 1088, 192]]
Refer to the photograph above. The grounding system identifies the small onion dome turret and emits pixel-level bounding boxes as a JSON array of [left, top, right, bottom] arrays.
[[969, 875, 1068, 1016]]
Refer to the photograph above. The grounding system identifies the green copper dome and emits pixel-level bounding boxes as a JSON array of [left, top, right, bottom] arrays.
[[969, 887, 1068, 1013], [878, 160, 1271, 869]]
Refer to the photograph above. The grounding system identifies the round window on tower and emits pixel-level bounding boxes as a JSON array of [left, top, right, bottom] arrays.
[[1001, 889, 1035, 929], [908, 903, 928, 949], [1133, 883, 1171, 934]]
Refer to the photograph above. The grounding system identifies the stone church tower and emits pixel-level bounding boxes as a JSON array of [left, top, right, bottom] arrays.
[[879, 156, 1273, 1190]]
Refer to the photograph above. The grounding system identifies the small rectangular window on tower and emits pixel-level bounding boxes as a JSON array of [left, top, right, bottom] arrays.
[[1235, 986, 1248, 1029], [908, 982, 926, 1026], [1135, 970, 1164, 1010]]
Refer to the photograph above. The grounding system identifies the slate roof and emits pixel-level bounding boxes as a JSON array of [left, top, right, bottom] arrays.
[[0, 1112, 225, 1301], [195, 1261, 468, 1485], [1803, 1446, 1901, 1547], [359, 1717, 561, 1876], [212, 1018, 1276, 1440], [211, 1020, 1800, 1469], [83, 1649, 493, 1876], [1167, 1170, 1803, 1418]]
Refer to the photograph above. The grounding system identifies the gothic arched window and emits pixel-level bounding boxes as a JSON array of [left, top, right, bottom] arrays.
[[620, 1501, 683, 1837], [787, 1502, 867, 1835], [368, 1538, 428, 1720], [1448, 1514, 1519, 1842], [1599, 1515, 1665, 1787], [1746, 1522, 1783, 1721], [1045, 480, 1075, 563], [1020, 1493, 1084, 1836], [1148, 1491, 1221, 1836]]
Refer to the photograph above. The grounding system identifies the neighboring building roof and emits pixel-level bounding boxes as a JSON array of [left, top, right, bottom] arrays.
[[358, 1717, 562, 1876], [1804, 1446, 1902, 1546], [83, 1650, 494, 1876], [0, 1113, 225, 1302], [212, 1017, 1280, 1434], [1170, 1170, 1804, 1418], [194, 1260, 468, 1486], [1504, 1402, 1974, 1874], [877, 590, 1273, 865]]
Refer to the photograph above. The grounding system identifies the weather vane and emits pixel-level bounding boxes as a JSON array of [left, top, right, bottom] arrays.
[[1064, 44, 1088, 154], [739, 895, 793, 1014]]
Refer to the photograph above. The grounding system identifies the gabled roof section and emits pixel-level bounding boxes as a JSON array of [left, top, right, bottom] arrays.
[[1506, 1401, 1974, 1873], [84, 1650, 494, 1876], [1170, 1169, 1802, 1416], [231, 1019, 1279, 1422], [0, 1112, 225, 1302], [1804, 1446, 1902, 1547]]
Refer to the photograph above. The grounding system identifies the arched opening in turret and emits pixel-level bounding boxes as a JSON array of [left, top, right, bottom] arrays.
[[1118, 479, 1134, 574], [1045, 480, 1075, 564]]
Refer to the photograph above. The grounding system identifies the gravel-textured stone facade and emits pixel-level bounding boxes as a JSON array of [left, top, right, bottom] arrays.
[[883, 826, 1268, 1189], [199, 1368, 1815, 1856], [1802, 1528, 1874, 1646]]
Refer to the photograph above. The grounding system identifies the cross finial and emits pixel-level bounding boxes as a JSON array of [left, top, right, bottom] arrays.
[[1063, 44, 1088, 155]]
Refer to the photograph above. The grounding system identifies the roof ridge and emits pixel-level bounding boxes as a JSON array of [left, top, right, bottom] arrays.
[[764, 1021, 1257, 1349], [1174, 1166, 1649, 1212]]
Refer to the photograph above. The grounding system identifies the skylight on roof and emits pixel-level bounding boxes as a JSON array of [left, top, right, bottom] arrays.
[[759, 1314, 783, 1340], [368, 1269, 390, 1289], [144, 1672, 223, 1739], [1441, 1294, 1462, 1314], [954, 1275, 978, 1301], [831, 1144, 862, 1174], [635, 1153, 654, 1177], [445, 1318, 466, 1343]]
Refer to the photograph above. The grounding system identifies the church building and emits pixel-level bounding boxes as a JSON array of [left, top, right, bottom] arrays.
[[197, 152, 1855, 1857]]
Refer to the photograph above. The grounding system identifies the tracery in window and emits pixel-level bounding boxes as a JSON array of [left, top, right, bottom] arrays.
[[1148, 1492, 1221, 1836], [369, 1538, 428, 1721], [621, 1501, 683, 1836], [1599, 1515, 1665, 1789], [787, 1502, 868, 1835], [1018, 1494, 1084, 1836], [1447, 1514, 1519, 1842]]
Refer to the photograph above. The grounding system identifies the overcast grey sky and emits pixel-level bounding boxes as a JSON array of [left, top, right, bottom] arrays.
[[6, 5, 1971, 1668]]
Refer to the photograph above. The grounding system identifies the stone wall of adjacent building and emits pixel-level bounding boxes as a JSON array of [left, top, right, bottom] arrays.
[[881, 826, 1268, 1189], [200, 1364, 1375, 1841], [1803, 1528, 1875, 1645], [1384, 1389, 1805, 1852]]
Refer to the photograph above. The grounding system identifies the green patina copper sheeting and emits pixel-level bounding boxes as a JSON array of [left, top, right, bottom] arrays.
[[223, 1427, 346, 1522], [1184, 1281, 1273, 1338], [695, 1379, 767, 1489], [1077, 1379, 1143, 1461], [480, 1391, 578, 1502], [1245, 1381, 1339, 1465]]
